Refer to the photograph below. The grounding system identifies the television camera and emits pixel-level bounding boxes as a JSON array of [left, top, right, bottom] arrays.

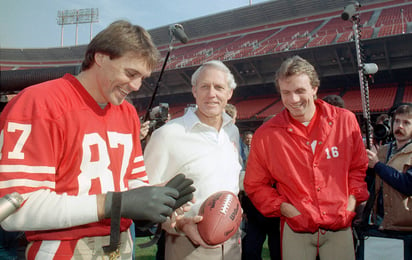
[[148, 103, 170, 134]]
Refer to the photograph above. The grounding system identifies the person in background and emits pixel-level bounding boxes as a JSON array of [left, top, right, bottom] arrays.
[[362, 113, 392, 194], [225, 103, 238, 124], [365, 103, 412, 259], [244, 55, 369, 260], [375, 113, 389, 125], [144, 60, 242, 260], [240, 128, 281, 260], [225, 103, 244, 168], [322, 94, 345, 108], [224, 103, 245, 192], [240, 131, 253, 167], [125, 96, 151, 141], [0, 20, 194, 259], [140, 121, 151, 140]]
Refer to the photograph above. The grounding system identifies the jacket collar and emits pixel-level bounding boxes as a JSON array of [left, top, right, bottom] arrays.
[[182, 107, 233, 132]]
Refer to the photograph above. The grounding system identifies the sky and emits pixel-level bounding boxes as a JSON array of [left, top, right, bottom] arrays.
[[0, 0, 270, 49]]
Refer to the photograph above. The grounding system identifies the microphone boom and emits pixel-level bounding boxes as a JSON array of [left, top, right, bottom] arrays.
[[143, 24, 189, 122]]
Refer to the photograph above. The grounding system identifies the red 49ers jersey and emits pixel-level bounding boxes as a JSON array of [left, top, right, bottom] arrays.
[[0, 74, 147, 240]]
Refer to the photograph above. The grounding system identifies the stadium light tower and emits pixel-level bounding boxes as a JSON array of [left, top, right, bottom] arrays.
[[57, 8, 99, 47]]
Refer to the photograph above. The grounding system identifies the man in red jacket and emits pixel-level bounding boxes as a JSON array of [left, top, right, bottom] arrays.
[[244, 56, 369, 260]]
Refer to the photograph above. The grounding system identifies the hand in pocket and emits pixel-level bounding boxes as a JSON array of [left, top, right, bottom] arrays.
[[280, 202, 301, 218]]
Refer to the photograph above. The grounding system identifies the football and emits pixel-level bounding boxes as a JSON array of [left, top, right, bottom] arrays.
[[197, 190, 242, 245]]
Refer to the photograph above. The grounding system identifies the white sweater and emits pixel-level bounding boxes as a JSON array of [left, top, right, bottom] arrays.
[[144, 108, 242, 216]]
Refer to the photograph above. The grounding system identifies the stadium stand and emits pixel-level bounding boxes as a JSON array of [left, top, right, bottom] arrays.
[[342, 84, 399, 113], [137, 1, 412, 71], [403, 83, 412, 103], [256, 99, 284, 119], [1, 0, 411, 131], [234, 95, 278, 120], [375, 4, 412, 26]]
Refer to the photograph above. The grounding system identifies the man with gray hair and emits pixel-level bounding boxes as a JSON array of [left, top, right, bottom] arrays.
[[144, 60, 242, 259]]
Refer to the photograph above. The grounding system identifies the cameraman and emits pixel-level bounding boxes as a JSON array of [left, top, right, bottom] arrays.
[[366, 103, 412, 259]]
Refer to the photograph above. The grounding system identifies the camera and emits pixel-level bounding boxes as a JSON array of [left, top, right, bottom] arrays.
[[373, 118, 392, 143], [148, 103, 170, 133]]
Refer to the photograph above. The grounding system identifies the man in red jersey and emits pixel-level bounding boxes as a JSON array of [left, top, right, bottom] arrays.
[[0, 20, 194, 259], [244, 56, 369, 260]]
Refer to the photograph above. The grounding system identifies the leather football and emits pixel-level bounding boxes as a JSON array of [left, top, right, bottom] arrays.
[[197, 190, 242, 245]]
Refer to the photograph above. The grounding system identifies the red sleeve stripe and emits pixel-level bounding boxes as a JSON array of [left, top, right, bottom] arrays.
[[0, 165, 55, 174]]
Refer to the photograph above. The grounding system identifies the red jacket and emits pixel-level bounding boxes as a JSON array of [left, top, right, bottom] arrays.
[[244, 99, 368, 233]]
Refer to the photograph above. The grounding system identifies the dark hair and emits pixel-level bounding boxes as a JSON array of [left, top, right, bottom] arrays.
[[322, 94, 345, 108], [393, 103, 412, 118], [375, 113, 389, 124], [81, 20, 160, 71], [242, 130, 254, 137]]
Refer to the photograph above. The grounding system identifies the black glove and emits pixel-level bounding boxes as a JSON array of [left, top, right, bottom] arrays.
[[165, 173, 196, 209], [104, 186, 179, 224], [132, 174, 195, 231]]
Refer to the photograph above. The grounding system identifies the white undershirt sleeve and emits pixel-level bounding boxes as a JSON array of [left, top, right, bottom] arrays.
[[1, 189, 98, 231]]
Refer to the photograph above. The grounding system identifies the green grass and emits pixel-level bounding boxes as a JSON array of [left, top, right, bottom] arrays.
[[134, 237, 157, 259], [135, 236, 271, 259], [262, 237, 271, 259]]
